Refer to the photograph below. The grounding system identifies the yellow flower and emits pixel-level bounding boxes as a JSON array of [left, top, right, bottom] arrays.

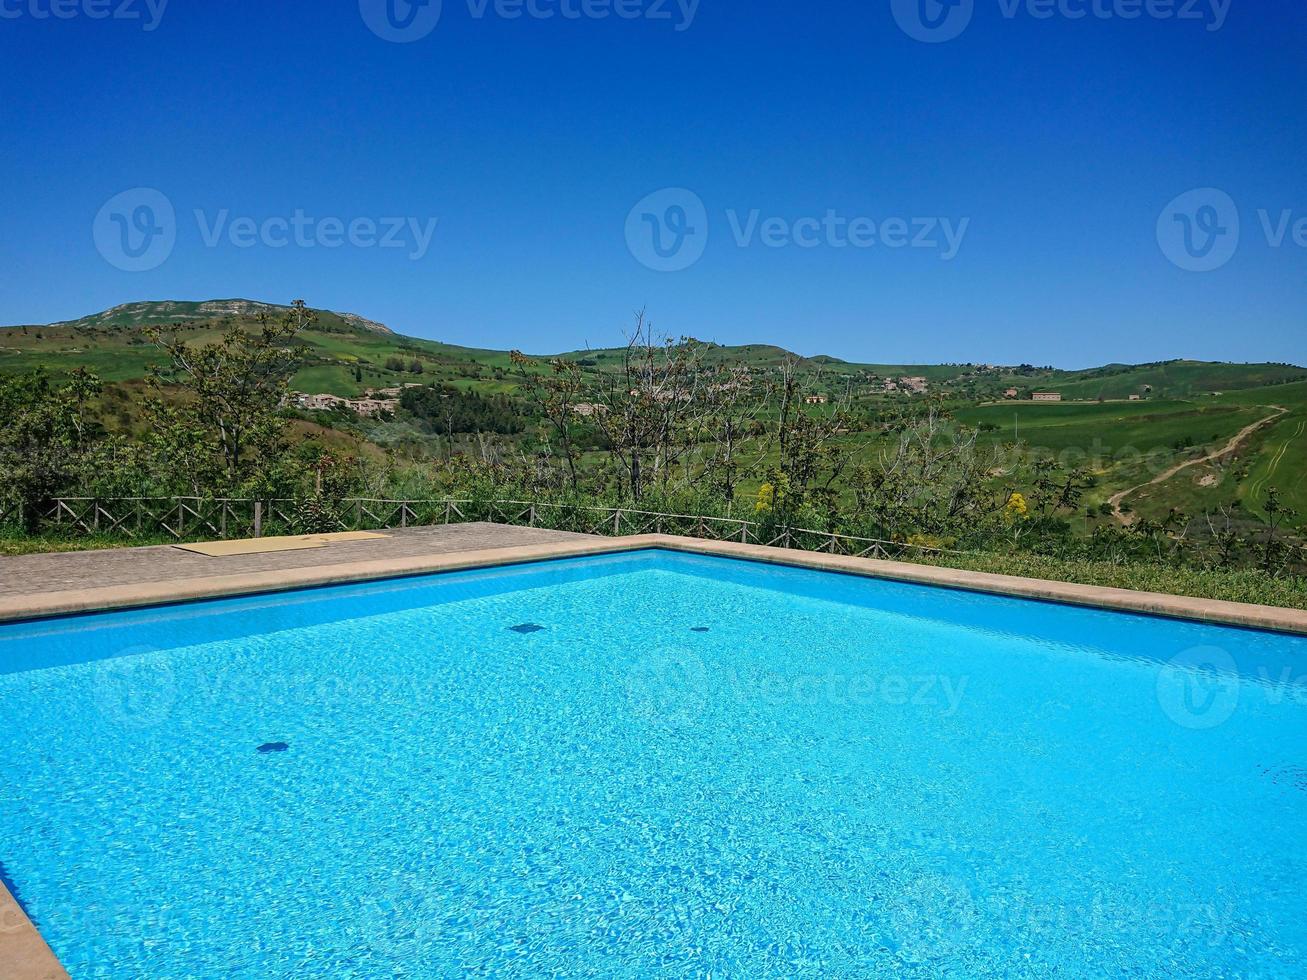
[[1004, 492, 1029, 521]]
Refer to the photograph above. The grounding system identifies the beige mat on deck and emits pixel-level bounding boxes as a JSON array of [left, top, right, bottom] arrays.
[[173, 531, 390, 557]]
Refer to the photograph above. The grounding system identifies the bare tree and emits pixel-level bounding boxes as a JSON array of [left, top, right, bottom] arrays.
[[511, 351, 584, 491], [701, 363, 769, 508], [594, 310, 708, 501]]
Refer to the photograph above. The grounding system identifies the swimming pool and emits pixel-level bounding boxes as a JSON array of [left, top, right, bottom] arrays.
[[1, 548, 1304, 976]]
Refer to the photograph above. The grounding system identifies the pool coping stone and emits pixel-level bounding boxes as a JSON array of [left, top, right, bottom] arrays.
[[1, 531, 1305, 635]]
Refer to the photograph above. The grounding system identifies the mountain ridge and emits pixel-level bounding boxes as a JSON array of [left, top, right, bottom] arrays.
[[3, 299, 1305, 389]]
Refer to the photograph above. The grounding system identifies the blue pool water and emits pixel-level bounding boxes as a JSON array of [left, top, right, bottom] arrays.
[[1, 549, 1305, 977]]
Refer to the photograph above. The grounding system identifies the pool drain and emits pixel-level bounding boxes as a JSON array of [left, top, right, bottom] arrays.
[[1260, 764, 1307, 791], [691, 627, 710, 633], [509, 623, 545, 634], [257, 742, 290, 754]]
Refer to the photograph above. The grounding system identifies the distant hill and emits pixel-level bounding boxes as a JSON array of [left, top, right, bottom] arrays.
[[35, 299, 394, 336], [2, 300, 1304, 403]]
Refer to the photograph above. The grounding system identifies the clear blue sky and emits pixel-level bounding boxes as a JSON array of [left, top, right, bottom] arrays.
[[1, 1, 1303, 367]]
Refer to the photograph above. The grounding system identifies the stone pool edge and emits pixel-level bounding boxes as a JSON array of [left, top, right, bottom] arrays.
[[2, 531, 1306, 636], [1, 879, 68, 980]]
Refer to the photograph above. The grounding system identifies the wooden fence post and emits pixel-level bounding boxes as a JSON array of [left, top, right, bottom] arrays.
[[254, 502, 263, 538]]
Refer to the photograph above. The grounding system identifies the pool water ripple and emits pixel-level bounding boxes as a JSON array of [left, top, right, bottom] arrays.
[[0, 550, 1303, 977]]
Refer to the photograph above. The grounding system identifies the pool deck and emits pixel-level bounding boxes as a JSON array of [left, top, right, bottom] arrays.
[[0, 523, 594, 602], [4, 523, 1307, 977], [1, 522, 1305, 634]]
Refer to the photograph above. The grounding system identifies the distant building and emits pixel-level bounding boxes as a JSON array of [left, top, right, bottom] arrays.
[[571, 402, 609, 418], [1032, 392, 1062, 402], [901, 376, 929, 394], [296, 393, 347, 411], [367, 383, 424, 398], [804, 394, 828, 405], [295, 392, 397, 416], [1004, 388, 1019, 399], [345, 398, 399, 417]]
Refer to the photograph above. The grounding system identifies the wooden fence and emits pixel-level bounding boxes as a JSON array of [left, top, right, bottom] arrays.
[[1, 496, 962, 560]]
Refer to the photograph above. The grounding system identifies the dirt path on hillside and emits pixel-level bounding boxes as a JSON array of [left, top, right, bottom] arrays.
[[1247, 418, 1305, 503], [1108, 407, 1289, 525]]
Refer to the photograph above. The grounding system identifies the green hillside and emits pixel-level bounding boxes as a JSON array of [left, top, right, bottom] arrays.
[[2, 299, 1303, 532], [4, 299, 1302, 400]]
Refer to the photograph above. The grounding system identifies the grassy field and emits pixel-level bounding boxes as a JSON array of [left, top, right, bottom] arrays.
[[1043, 360, 1306, 401], [953, 385, 1307, 528]]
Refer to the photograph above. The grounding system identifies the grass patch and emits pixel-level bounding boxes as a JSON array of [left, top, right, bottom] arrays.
[[908, 550, 1307, 611], [0, 530, 183, 556]]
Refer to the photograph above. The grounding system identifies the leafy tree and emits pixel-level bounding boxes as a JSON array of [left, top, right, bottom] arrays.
[[0, 368, 102, 528], [145, 300, 313, 487], [402, 384, 525, 439]]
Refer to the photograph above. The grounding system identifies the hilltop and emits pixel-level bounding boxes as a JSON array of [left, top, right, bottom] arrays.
[[33, 299, 394, 336]]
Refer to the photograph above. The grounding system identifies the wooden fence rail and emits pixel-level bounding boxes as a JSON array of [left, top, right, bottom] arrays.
[[1, 496, 963, 560]]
